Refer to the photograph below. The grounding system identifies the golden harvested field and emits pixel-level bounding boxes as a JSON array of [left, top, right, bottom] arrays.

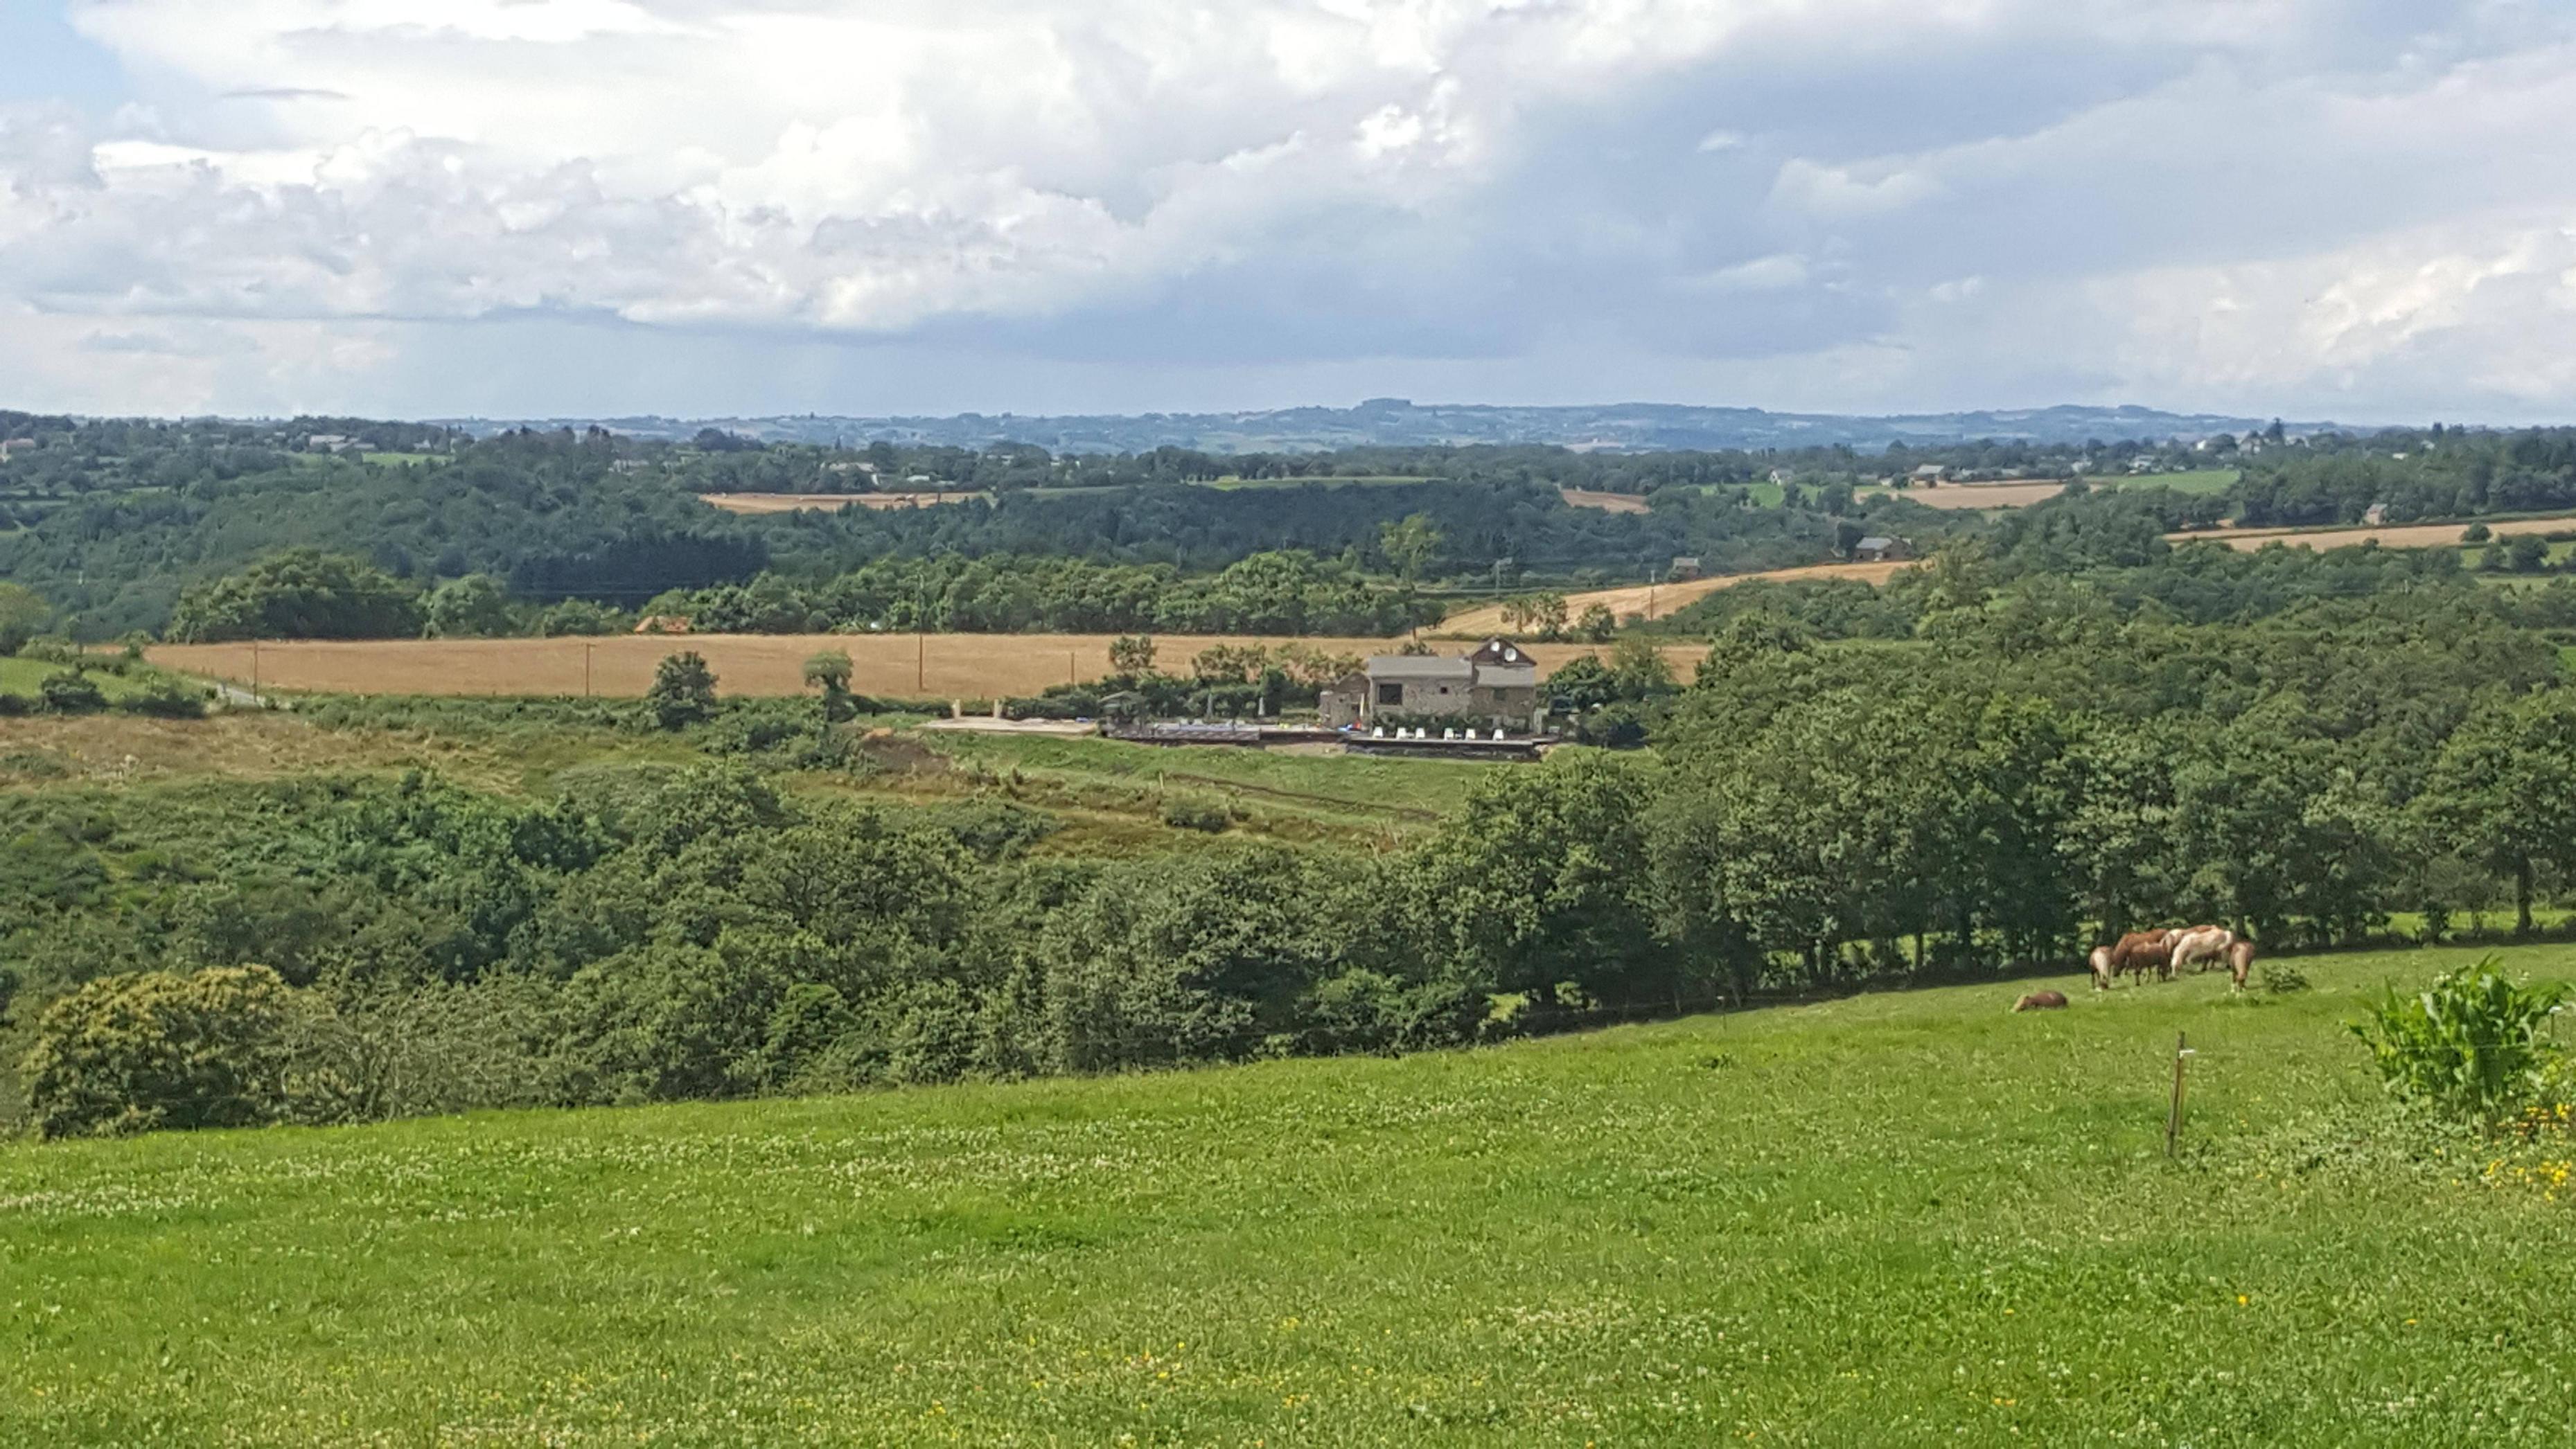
[[2176, 513, 2576, 552], [1558, 487, 1651, 513], [149, 634, 1706, 700], [1860, 480, 2067, 509], [697, 490, 983, 514], [1435, 560, 1909, 635]]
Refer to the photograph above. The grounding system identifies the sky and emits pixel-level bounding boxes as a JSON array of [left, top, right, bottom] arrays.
[[3, 0, 2576, 423]]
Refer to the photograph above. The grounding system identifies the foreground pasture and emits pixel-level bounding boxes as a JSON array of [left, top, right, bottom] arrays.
[[7, 945, 2575, 1445]]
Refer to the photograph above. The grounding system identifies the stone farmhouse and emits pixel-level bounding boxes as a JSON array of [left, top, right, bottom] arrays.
[[1318, 638, 1544, 733]]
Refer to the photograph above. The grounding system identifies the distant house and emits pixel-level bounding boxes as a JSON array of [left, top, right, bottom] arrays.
[[305, 434, 355, 453], [2363, 502, 2389, 526], [1319, 638, 1542, 732], [1853, 535, 1912, 563], [1767, 468, 1792, 485], [1910, 463, 1946, 485], [1668, 556, 1704, 580], [0, 437, 34, 459]]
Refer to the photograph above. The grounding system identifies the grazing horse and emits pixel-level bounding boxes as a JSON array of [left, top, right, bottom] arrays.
[[2013, 990, 2070, 1013], [2088, 945, 2115, 992], [2223, 938, 2257, 990], [2108, 930, 2173, 983], [2169, 925, 2238, 981]]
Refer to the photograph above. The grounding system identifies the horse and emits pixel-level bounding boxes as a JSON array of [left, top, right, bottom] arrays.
[[2169, 925, 2239, 981], [2088, 945, 2115, 992], [2223, 937, 2257, 990], [2012, 990, 2069, 1013], [2107, 929, 2173, 983]]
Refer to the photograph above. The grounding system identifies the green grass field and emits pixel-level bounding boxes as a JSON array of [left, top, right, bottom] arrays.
[[0, 657, 174, 702], [2117, 468, 2240, 495], [901, 731, 1496, 843], [9, 942, 2575, 1445]]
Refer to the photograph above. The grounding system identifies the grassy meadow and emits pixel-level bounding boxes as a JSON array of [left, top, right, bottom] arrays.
[[8, 943, 2576, 1445]]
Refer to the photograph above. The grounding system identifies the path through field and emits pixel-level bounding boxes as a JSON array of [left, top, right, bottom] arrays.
[[698, 490, 983, 514], [1434, 559, 1908, 635], [2175, 513, 2576, 551], [150, 633, 1708, 700]]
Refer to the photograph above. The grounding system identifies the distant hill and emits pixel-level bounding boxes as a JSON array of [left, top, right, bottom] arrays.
[[439, 400, 2326, 454]]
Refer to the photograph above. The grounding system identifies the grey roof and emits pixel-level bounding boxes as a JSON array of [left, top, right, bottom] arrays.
[[1857, 536, 1899, 550], [1367, 656, 1474, 681]]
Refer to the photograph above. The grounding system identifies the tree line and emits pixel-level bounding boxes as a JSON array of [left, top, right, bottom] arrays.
[[10, 571, 2576, 1137]]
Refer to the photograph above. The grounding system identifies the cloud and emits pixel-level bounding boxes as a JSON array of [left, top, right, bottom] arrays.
[[1, 1, 2574, 418]]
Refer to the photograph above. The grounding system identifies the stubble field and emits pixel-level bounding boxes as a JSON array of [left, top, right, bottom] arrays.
[[7, 943, 2574, 1444], [147, 634, 1706, 700]]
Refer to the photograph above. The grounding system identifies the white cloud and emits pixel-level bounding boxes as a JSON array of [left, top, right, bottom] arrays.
[[2, 1, 2575, 417]]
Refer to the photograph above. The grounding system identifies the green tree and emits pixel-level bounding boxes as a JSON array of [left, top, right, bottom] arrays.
[[21, 965, 314, 1138], [1108, 634, 1157, 677], [2417, 689, 2576, 934], [2507, 534, 2548, 573], [422, 574, 517, 637], [0, 582, 45, 656], [1577, 603, 1616, 642], [167, 549, 422, 642], [646, 650, 720, 730]]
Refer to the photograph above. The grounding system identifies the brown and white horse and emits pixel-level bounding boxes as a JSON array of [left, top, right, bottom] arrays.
[[2107, 929, 2173, 984], [2169, 925, 2243, 986]]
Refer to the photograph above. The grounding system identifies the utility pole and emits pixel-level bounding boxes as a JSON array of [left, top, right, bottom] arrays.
[[249, 639, 260, 702], [583, 641, 594, 698]]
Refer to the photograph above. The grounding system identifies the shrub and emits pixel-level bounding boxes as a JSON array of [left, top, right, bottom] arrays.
[[2259, 963, 2311, 995], [2463, 522, 2493, 544], [20, 966, 315, 1138], [2350, 959, 2570, 1123], [1160, 795, 1230, 833], [37, 669, 106, 714], [116, 679, 207, 718]]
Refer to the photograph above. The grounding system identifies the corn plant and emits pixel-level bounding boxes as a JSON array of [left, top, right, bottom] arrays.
[[2350, 958, 2570, 1124]]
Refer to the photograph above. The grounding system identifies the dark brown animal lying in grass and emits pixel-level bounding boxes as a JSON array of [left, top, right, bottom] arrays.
[[2012, 990, 2070, 1013]]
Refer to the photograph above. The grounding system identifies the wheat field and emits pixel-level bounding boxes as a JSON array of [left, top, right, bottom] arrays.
[[148, 633, 1708, 700]]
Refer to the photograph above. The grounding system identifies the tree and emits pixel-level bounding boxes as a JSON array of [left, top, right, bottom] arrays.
[[2507, 534, 2548, 574], [1577, 603, 1616, 642], [2463, 522, 2492, 544], [1378, 513, 1443, 585], [646, 650, 720, 729], [21, 966, 314, 1138], [1109, 634, 1157, 677], [802, 649, 855, 719], [2417, 689, 2576, 934], [166, 549, 422, 642], [0, 582, 44, 656], [422, 574, 517, 637]]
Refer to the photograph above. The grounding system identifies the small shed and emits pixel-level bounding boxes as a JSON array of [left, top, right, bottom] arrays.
[[1853, 536, 1912, 563]]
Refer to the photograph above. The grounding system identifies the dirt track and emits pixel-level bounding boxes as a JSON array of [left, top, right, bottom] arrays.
[[150, 634, 1706, 700], [1435, 560, 1909, 635]]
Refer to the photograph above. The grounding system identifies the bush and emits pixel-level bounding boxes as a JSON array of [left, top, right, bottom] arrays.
[[20, 966, 315, 1138], [2350, 959, 2570, 1123], [116, 678, 207, 718], [2463, 522, 2492, 544], [1160, 795, 1230, 833], [2259, 963, 2311, 995], [37, 669, 105, 714]]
